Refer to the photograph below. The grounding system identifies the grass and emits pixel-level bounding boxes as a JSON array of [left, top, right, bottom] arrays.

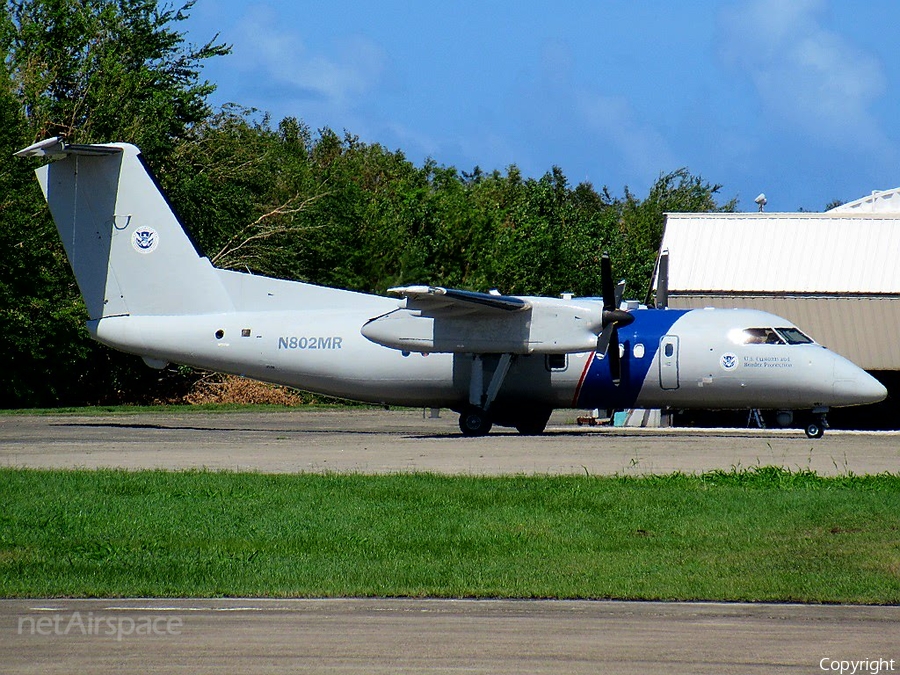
[[1, 467, 899, 603]]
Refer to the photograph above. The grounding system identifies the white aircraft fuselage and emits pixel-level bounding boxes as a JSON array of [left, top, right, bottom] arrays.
[[89, 289, 885, 412], [16, 138, 887, 437]]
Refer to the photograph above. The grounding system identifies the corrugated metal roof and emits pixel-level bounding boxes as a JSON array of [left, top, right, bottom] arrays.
[[661, 213, 900, 294]]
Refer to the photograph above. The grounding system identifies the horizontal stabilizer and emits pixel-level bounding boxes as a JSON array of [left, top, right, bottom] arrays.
[[14, 137, 123, 158]]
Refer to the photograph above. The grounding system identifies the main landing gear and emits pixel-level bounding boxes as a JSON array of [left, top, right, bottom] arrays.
[[458, 403, 553, 437], [459, 405, 493, 436], [457, 353, 510, 437], [457, 353, 552, 437]]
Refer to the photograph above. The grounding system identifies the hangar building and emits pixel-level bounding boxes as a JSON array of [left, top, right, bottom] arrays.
[[658, 189, 900, 428]]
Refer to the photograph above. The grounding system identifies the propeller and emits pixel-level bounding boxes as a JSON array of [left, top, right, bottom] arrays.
[[596, 253, 634, 385], [655, 249, 669, 309]]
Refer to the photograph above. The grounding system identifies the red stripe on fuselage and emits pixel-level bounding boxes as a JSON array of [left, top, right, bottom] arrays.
[[572, 353, 595, 407]]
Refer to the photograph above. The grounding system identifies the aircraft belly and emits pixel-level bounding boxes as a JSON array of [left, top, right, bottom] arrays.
[[90, 312, 583, 408], [91, 312, 464, 406], [277, 348, 458, 406]]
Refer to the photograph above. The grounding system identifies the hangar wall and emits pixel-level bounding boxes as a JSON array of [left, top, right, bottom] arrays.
[[669, 295, 900, 370]]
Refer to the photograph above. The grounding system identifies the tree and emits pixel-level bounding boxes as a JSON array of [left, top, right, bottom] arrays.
[[163, 108, 333, 277], [0, 2, 739, 408], [616, 168, 737, 297], [0, 0, 229, 406], [2, 0, 229, 160]]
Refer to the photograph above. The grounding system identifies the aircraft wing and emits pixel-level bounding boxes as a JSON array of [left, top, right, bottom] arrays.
[[364, 286, 609, 354], [387, 285, 529, 315]]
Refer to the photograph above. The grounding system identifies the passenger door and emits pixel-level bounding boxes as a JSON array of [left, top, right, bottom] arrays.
[[659, 335, 679, 390]]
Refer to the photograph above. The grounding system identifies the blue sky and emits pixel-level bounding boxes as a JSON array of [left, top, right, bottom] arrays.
[[183, 0, 900, 212]]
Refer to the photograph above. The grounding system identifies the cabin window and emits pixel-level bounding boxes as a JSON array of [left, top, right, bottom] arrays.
[[546, 354, 568, 371], [775, 327, 814, 345], [664, 343, 674, 357], [633, 343, 645, 359]]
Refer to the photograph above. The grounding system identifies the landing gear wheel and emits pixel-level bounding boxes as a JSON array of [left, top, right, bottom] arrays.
[[515, 420, 547, 435], [805, 422, 825, 439], [514, 407, 553, 435], [459, 407, 493, 437]]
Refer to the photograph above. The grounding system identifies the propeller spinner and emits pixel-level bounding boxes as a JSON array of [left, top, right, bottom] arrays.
[[596, 253, 634, 385]]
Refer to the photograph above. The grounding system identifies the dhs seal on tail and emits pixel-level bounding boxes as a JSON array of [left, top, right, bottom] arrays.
[[132, 226, 159, 254]]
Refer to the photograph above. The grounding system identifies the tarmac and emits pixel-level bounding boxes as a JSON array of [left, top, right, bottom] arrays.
[[2, 408, 898, 673], [3, 598, 899, 674], [1, 407, 899, 475]]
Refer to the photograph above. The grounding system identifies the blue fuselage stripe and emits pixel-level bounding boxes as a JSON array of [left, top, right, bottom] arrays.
[[575, 308, 688, 409]]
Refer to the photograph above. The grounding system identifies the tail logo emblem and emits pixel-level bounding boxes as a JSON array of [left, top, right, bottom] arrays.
[[132, 227, 159, 254]]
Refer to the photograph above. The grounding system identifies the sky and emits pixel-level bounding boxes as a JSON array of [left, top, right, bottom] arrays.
[[182, 0, 900, 212]]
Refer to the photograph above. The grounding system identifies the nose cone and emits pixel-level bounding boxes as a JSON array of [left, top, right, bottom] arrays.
[[832, 357, 888, 406]]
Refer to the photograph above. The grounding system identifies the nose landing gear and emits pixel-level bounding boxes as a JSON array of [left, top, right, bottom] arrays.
[[804, 411, 828, 439]]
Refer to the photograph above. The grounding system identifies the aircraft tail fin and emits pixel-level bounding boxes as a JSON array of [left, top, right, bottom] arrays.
[[16, 138, 233, 319]]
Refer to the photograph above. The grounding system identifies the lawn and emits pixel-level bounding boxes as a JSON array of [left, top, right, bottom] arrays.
[[1, 467, 898, 603]]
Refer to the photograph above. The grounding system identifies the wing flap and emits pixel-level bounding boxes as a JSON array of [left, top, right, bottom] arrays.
[[388, 285, 528, 315]]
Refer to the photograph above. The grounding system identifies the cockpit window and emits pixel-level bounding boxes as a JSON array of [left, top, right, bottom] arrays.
[[729, 326, 815, 346], [730, 328, 785, 345], [775, 327, 814, 345]]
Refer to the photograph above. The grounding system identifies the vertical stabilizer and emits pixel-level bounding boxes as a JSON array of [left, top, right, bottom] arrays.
[[18, 138, 232, 319]]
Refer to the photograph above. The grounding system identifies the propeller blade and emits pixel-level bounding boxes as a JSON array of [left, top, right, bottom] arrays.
[[608, 327, 622, 385], [599, 253, 632, 327], [656, 250, 669, 309], [596, 323, 614, 355], [600, 252, 615, 311], [597, 252, 632, 386], [615, 279, 627, 308]]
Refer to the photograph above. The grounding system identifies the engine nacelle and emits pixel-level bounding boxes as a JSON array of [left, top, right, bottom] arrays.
[[361, 298, 604, 354]]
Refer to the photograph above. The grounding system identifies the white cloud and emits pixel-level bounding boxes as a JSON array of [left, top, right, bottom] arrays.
[[576, 93, 678, 183], [238, 6, 387, 108], [719, 0, 887, 149], [519, 40, 678, 186]]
